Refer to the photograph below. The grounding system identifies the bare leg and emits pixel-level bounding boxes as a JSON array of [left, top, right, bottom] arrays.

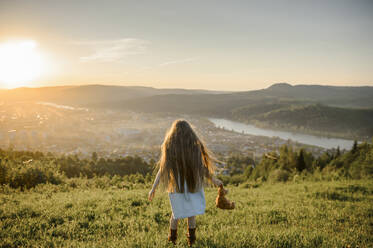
[[187, 216, 196, 246], [170, 215, 179, 230], [187, 216, 196, 229], [168, 215, 178, 244]]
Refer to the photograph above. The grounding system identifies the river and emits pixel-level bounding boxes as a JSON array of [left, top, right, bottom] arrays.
[[208, 118, 354, 150]]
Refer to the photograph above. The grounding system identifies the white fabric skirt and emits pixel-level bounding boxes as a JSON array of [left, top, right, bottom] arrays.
[[168, 186, 206, 219]]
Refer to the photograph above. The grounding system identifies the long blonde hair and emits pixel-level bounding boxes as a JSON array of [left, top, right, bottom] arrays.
[[158, 119, 215, 193]]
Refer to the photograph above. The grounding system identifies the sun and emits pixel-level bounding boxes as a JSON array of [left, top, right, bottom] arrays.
[[0, 40, 45, 88]]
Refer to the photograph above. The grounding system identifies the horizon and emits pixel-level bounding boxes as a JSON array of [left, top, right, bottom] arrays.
[[1, 0, 373, 90], [1, 81, 373, 92]]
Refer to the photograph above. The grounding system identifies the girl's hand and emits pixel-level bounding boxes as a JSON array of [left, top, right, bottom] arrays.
[[148, 188, 156, 201], [212, 177, 223, 187], [215, 179, 223, 187]]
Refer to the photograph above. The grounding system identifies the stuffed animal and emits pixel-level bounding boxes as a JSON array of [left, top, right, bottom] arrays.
[[216, 185, 235, 210]]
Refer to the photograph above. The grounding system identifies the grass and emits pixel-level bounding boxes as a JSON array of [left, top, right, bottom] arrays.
[[0, 180, 372, 247]]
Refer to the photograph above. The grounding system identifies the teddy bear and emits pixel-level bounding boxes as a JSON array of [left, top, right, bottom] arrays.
[[216, 184, 235, 210]]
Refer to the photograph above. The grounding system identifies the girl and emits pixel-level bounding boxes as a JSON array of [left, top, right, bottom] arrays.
[[148, 119, 222, 246]]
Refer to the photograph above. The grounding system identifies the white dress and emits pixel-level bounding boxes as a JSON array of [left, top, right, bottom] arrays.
[[168, 181, 206, 219]]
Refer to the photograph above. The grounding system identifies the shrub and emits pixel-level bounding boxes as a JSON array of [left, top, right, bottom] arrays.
[[268, 169, 291, 182]]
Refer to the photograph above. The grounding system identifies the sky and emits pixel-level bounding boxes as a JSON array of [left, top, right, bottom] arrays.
[[0, 0, 372, 90]]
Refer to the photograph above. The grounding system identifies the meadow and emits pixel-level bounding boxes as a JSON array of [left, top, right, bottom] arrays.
[[1, 179, 372, 248]]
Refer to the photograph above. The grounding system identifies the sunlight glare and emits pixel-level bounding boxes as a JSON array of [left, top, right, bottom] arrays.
[[0, 40, 45, 88]]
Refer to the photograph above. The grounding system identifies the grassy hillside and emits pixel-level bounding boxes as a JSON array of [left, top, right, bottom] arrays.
[[0, 143, 372, 247], [1, 180, 372, 247]]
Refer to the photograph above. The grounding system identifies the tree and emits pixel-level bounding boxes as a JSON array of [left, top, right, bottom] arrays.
[[0, 159, 6, 185], [296, 149, 306, 172], [91, 152, 98, 162], [352, 140, 358, 153], [336, 146, 341, 157]]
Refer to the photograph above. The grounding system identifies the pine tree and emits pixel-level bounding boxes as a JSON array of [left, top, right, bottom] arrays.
[[336, 146, 341, 157], [91, 152, 98, 162], [296, 149, 306, 172], [352, 140, 358, 153]]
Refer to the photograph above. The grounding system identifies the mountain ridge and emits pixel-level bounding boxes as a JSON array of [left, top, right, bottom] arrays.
[[1, 83, 372, 139]]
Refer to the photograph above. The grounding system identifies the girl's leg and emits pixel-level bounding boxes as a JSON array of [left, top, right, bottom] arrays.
[[170, 215, 178, 230], [168, 215, 178, 244], [187, 216, 196, 229], [187, 216, 196, 246]]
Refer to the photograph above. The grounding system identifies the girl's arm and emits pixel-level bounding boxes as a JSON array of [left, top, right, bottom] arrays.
[[148, 169, 161, 201], [211, 175, 223, 187], [204, 166, 223, 187]]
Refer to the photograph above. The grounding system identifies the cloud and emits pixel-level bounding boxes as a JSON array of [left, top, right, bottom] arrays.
[[135, 57, 199, 73], [75, 38, 149, 63], [159, 57, 198, 67]]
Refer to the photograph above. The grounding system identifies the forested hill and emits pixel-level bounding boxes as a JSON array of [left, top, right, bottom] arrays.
[[232, 104, 373, 139], [1, 83, 373, 139], [99, 83, 373, 139], [262, 83, 373, 108], [106, 83, 373, 111]]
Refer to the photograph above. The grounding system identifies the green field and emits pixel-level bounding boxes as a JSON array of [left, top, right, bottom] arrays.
[[1, 180, 372, 248]]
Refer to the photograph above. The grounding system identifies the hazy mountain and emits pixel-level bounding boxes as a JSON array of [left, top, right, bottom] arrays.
[[0, 84, 227, 106], [2, 83, 372, 108], [1, 83, 372, 139], [100, 83, 373, 139], [105, 83, 372, 111]]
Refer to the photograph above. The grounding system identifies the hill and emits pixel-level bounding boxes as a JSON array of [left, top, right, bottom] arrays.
[[0, 144, 372, 247], [1, 180, 371, 247], [1, 83, 373, 139], [103, 84, 373, 139], [2, 83, 372, 109], [0, 84, 226, 106], [110, 83, 373, 112], [232, 103, 373, 139], [263, 83, 373, 108]]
